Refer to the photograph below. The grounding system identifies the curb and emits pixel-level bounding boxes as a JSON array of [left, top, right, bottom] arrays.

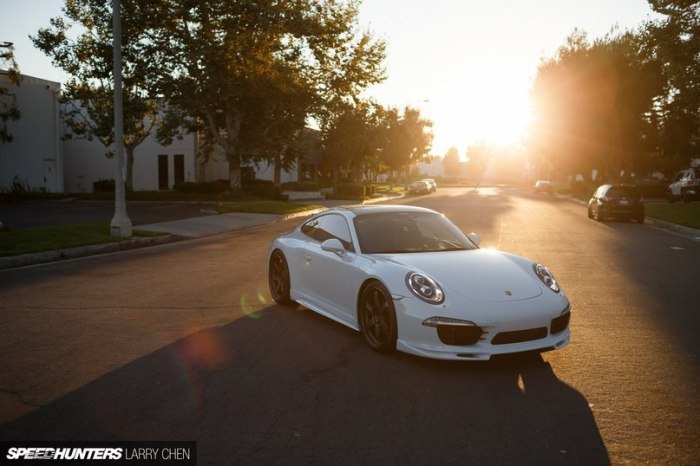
[[0, 234, 182, 270], [646, 217, 700, 240], [555, 193, 700, 241]]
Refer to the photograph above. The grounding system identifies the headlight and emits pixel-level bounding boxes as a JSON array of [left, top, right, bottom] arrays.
[[533, 263, 560, 293], [406, 272, 445, 304]]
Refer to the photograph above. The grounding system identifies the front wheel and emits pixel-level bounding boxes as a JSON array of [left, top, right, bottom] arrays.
[[358, 282, 397, 353], [269, 250, 293, 306]]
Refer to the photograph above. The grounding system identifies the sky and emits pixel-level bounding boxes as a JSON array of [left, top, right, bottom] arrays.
[[1, 0, 660, 157]]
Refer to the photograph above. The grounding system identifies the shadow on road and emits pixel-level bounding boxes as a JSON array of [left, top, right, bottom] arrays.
[[0, 306, 609, 464]]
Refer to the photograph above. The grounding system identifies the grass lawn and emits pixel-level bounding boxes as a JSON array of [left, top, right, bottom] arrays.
[[645, 202, 700, 230], [0, 223, 164, 257], [0, 200, 322, 257]]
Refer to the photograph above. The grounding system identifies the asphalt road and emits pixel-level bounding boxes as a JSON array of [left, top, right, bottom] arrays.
[[0, 187, 698, 464]]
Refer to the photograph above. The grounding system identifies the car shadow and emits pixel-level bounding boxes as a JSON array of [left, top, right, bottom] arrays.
[[0, 306, 609, 465]]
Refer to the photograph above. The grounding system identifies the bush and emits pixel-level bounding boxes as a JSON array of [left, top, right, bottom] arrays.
[[243, 179, 278, 198], [173, 180, 229, 194], [281, 181, 321, 192], [335, 183, 366, 199], [636, 183, 667, 199], [93, 179, 115, 192]]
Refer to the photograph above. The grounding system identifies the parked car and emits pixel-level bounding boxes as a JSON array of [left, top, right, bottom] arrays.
[[408, 180, 432, 195], [422, 178, 437, 192], [587, 184, 645, 223], [533, 180, 553, 194], [667, 167, 700, 203], [268, 205, 571, 361]]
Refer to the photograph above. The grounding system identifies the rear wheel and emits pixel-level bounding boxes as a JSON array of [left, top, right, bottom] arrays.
[[358, 282, 397, 353], [269, 250, 293, 306]]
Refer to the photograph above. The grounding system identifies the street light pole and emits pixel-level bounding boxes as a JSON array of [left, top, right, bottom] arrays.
[[110, 0, 131, 237]]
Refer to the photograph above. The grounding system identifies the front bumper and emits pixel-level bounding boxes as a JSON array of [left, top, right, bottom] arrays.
[[393, 296, 571, 361]]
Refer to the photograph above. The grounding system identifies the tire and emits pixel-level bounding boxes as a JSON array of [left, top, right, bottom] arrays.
[[269, 250, 293, 306], [587, 206, 594, 219], [358, 281, 397, 353]]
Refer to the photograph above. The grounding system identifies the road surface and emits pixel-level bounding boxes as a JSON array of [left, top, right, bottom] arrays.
[[1, 187, 698, 464]]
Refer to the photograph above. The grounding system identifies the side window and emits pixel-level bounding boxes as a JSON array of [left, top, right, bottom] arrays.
[[301, 214, 355, 252]]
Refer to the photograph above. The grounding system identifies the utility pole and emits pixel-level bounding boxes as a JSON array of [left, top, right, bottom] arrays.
[[110, 0, 132, 237]]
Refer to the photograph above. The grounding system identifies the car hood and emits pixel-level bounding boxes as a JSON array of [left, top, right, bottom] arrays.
[[376, 249, 543, 302]]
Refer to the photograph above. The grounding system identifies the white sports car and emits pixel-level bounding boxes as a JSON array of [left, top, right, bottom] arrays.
[[268, 205, 571, 361]]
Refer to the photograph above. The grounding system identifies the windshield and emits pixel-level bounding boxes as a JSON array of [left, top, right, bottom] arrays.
[[353, 212, 477, 254], [607, 186, 641, 200]]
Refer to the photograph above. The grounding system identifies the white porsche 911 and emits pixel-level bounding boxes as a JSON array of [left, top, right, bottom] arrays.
[[268, 205, 571, 361]]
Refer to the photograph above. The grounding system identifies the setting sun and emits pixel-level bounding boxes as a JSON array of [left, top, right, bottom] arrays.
[[359, 0, 655, 157]]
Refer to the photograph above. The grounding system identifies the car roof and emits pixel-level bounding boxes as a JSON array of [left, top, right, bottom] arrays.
[[339, 204, 437, 216]]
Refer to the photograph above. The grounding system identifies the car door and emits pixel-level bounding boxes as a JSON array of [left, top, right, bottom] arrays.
[[298, 214, 360, 325]]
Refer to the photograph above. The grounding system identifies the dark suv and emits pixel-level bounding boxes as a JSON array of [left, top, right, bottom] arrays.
[[588, 184, 645, 223]]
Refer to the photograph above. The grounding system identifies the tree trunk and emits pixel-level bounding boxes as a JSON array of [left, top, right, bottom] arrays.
[[228, 157, 242, 191], [273, 148, 283, 188], [125, 145, 135, 192]]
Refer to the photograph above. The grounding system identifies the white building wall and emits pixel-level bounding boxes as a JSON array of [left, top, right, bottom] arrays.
[[0, 74, 62, 192], [63, 131, 197, 192], [201, 148, 298, 184]]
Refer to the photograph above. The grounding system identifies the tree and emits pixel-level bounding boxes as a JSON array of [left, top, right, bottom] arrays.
[[442, 147, 461, 177], [644, 0, 699, 169], [145, 0, 386, 192], [322, 100, 383, 186], [31, 0, 174, 191], [530, 29, 661, 181], [0, 41, 21, 143], [379, 106, 433, 175], [465, 142, 492, 181]]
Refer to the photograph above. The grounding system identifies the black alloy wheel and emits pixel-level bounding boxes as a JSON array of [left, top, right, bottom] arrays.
[[269, 250, 293, 305], [359, 282, 397, 353]]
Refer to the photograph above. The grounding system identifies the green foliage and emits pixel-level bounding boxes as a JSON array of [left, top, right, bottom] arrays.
[[335, 183, 366, 198], [31, 0, 179, 190], [379, 106, 433, 172], [144, 0, 386, 191], [530, 4, 699, 180], [281, 181, 322, 192], [173, 180, 230, 194], [0, 41, 21, 143], [0, 222, 127, 257], [644, 0, 700, 169], [646, 201, 700, 229], [442, 147, 462, 177], [531, 29, 662, 180]]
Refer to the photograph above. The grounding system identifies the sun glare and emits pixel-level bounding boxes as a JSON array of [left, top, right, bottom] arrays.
[[427, 74, 533, 156]]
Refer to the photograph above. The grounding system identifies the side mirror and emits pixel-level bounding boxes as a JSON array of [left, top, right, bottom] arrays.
[[467, 232, 481, 246], [321, 238, 346, 256]]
